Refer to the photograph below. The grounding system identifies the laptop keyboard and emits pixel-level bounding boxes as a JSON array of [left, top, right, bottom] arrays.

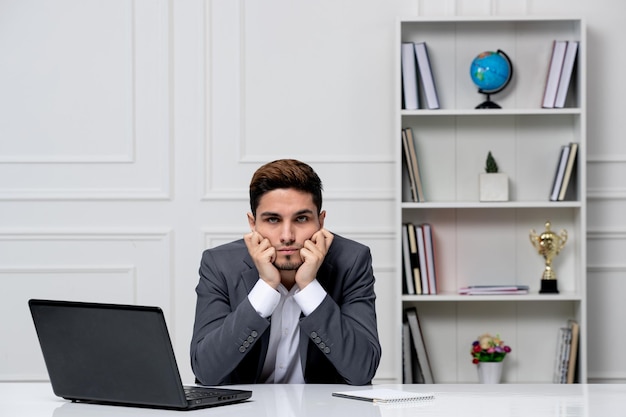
[[184, 387, 220, 400]]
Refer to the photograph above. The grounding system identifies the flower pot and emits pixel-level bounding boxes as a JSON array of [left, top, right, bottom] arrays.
[[477, 361, 503, 384], [480, 173, 509, 202]]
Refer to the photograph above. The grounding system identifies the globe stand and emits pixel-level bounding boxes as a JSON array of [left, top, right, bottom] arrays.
[[475, 93, 501, 109]]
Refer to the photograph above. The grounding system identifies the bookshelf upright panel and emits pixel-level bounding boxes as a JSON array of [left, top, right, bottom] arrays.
[[395, 17, 586, 384]]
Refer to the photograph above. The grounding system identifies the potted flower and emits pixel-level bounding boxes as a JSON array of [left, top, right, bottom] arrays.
[[471, 333, 511, 383], [479, 151, 509, 201]]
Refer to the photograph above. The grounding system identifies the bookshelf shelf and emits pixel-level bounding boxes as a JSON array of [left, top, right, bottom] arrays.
[[402, 291, 583, 302], [395, 17, 586, 384], [402, 201, 582, 209], [401, 108, 582, 116]]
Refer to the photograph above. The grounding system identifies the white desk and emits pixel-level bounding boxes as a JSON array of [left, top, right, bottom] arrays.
[[2, 383, 626, 416]]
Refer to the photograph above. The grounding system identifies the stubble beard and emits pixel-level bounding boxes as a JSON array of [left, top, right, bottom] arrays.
[[274, 254, 303, 271]]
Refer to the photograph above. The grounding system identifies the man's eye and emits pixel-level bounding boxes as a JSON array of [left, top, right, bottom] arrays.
[[267, 217, 279, 224], [296, 216, 309, 223]]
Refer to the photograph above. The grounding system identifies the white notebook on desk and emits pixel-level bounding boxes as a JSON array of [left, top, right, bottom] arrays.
[[332, 388, 434, 404]]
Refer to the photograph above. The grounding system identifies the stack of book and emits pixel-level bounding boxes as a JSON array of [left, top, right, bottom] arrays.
[[458, 285, 529, 295], [401, 127, 425, 203], [542, 40, 579, 108], [401, 223, 438, 295], [402, 307, 434, 383], [549, 142, 579, 201], [401, 42, 440, 110], [553, 319, 580, 383]]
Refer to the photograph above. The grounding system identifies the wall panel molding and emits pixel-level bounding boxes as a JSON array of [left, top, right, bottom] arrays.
[[0, 0, 171, 201], [0, 228, 173, 381], [587, 157, 626, 200]]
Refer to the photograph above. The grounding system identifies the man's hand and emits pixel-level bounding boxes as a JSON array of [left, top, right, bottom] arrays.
[[244, 231, 281, 289], [295, 228, 334, 289]]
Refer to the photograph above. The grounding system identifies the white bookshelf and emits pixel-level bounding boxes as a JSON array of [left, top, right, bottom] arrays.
[[395, 17, 586, 383]]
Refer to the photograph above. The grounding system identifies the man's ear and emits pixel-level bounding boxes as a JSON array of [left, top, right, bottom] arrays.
[[319, 210, 326, 228], [247, 212, 256, 231]]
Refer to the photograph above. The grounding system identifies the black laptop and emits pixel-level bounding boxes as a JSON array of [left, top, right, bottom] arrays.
[[28, 299, 252, 410]]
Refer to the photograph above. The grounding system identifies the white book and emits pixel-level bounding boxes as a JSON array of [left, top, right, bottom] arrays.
[[558, 142, 578, 201], [422, 223, 437, 294], [401, 43, 419, 110], [459, 285, 529, 295], [550, 145, 570, 201], [542, 40, 567, 108], [560, 328, 572, 383], [554, 41, 579, 108], [553, 327, 566, 383], [414, 42, 440, 109]]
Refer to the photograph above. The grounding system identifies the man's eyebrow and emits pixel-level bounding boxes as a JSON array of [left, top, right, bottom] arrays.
[[259, 211, 281, 218], [258, 209, 315, 218]]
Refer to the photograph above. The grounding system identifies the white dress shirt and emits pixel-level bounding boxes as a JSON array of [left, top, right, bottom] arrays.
[[248, 278, 326, 383]]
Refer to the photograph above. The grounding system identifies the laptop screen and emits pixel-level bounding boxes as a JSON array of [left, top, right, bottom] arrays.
[[29, 300, 189, 408]]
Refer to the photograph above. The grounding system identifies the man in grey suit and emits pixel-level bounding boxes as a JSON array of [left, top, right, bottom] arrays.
[[191, 159, 381, 385]]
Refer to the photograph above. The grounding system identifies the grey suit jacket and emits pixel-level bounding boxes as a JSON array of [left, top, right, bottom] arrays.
[[190, 233, 381, 385]]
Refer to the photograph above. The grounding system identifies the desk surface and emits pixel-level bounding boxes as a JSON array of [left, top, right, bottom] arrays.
[[2, 383, 626, 417]]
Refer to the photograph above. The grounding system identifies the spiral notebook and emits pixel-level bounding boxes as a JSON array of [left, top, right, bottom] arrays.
[[332, 388, 434, 404]]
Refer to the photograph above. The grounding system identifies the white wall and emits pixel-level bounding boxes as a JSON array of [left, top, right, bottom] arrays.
[[1, 0, 624, 384]]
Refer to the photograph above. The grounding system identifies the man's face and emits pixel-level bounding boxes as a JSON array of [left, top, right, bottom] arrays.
[[248, 188, 325, 270]]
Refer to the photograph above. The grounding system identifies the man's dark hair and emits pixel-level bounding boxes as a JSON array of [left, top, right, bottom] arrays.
[[249, 159, 323, 217]]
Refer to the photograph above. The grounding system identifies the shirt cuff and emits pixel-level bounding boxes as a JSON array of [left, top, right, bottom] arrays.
[[248, 279, 281, 318], [294, 279, 326, 316]]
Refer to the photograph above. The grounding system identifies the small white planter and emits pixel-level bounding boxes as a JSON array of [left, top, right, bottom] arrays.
[[480, 173, 509, 202], [477, 361, 504, 384]]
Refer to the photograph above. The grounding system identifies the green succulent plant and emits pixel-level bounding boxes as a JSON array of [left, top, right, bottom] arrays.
[[485, 151, 499, 173]]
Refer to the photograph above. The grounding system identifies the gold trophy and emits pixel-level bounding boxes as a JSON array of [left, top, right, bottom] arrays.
[[529, 221, 568, 294]]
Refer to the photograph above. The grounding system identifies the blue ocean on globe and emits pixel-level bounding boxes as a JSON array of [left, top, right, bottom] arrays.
[[470, 51, 511, 93]]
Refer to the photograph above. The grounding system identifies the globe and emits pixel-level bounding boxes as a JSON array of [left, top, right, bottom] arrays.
[[469, 50, 513, 108]]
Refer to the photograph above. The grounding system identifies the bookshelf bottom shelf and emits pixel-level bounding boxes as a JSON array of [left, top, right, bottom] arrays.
[[401, 300, 581, 383]]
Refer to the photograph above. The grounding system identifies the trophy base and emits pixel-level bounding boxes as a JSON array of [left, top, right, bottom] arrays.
[[539, 279, 559, 294]]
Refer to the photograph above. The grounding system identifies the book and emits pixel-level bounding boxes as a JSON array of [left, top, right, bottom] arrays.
[[552, 327, 565, 383], [558, 142, 579, 201], [401, 43, 419, 110], [542, 40, 567, 108], [403, 128, 425, 201], [404, 315, 425, 383], [458, 285, 529, 295], [422, 223, 437, 294], [566, 319, 580, 384], [553, 326, 572, 383], [554, 41, 579, 108], [560, 328, 572, 383], [402, 321, 414, 382], [332, 388, 434, 403], [403, 318, 424, 383], [401, 224, 416, 294], [406, 223, 422, 294], [550, 145, 571, 201], [401, 130, 419, 202], [405, 307, 434, 383], [414, 42, 440, 109], [462, 285, 530, 290], [415, 224, 429, 295]]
